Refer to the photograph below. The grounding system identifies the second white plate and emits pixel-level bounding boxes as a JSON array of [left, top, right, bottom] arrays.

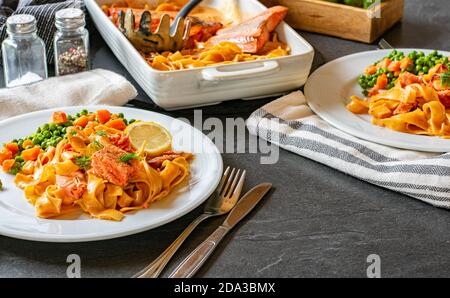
[[305, 49, 450, 152]]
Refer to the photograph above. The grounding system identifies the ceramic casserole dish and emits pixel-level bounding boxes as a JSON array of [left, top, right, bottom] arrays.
[[85, 0, 315, 110]]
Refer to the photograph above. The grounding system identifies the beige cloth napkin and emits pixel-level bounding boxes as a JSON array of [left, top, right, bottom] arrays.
[[0, 69, 137, 120], [246, 91, 450, 209]]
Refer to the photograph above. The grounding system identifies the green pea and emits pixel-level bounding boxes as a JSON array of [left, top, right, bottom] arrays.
[[62, 127, 67, 134], [49, 124, 56, 131], [42, 123, 49, 130], [53, 131, 61, 137], [32, 137, 40, 145], [118, 113, 125, 119], [15, 155, 24, 162], [81, 109, 88, 115], [43, 131, 51, 138], [387, 72, 393, 79], [422, 66, 429, 74]]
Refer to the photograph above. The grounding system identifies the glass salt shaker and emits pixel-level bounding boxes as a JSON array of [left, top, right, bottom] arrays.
[[54, 8, 89, 76], [2, 14, 48, 87]]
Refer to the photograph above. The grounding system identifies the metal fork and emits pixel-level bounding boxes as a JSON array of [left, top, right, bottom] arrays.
[[378, 38, 394, 49], [133, 166, 246, 278]]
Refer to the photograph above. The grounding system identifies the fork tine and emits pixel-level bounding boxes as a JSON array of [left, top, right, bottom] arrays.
[[216, 166, 230, 194], [220, 168, 236, 197], [230, 170, 246, 200], [225, 169, 241, 198]]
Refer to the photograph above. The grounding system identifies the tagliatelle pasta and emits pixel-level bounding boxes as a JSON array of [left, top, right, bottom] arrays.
[[347, 62, 450, 137], [146, 38, 290, 71], [2, 109, 193, 221]]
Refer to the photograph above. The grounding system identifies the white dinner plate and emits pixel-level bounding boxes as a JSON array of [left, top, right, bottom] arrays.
[[305, 49, 450, 152], [0, 106, 223, 242]]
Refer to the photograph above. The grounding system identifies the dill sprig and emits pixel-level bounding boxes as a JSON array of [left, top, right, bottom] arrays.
[[75, 155, 91, 170], [439, 70, 450, 87], [118, 153, 141, 163]]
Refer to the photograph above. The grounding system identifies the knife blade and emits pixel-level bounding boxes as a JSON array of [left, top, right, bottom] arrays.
[[222, 182, 272, 229], [168, 183, 272, 278]]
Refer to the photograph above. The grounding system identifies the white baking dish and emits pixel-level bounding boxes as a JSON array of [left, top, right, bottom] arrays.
[[85, 0, 314, 110]]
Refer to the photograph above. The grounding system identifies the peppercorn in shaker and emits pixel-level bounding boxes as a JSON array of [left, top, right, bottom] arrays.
[[2, 14, 48, 87], [54, 8, 89, 76]]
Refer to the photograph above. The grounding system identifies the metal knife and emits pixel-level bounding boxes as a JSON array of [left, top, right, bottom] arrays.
[[168, 183, 272, 278]]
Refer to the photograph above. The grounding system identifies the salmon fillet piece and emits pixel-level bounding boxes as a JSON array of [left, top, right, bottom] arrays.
[[90, 145, 140, 187], [56, 171, 87, 201], [207, 6, 288, 53]]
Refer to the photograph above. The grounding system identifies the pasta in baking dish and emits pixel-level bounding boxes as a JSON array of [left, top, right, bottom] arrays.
[[0, 109, 193, 221], [102, 1, 291, 71], [347, 62, 450, 137]]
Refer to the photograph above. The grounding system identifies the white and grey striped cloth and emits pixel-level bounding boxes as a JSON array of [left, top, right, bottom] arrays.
[[246, 91, 450, 209], [0, 0, 84, 64]]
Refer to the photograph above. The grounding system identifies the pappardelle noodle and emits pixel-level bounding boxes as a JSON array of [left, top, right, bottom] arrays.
[[0, 109, 193, 221], [146, 37, 289, 71], [347, 50, 450, 137]]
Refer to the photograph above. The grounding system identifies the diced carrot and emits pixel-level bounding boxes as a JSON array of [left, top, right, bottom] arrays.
[[365, 65, 377, 75], [21, 147, 41, 162], [2, 159, 15, 172], [378, 58, 391, 69], [0, 150, 13, 165], [73, 115, 89, 128], [400, 57, 413, 70], [52, 111, 68, 124], [96, 109, 111, 124], [87, 113, 96, 122], [375, 73, 388, 90], [5, 143, 19, 154], [106, 119, 127, 131], [388, 61, 401, 72], [22, 139, 34, 149]]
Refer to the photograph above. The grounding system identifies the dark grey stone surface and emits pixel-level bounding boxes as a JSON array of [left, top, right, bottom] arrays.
[[0, 0, 449, 278]]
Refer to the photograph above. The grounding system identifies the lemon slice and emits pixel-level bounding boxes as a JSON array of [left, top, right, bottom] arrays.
[[126, 122, 172, 156]]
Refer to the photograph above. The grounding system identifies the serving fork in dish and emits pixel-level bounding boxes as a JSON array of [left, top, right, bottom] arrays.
[[134, 166, 246, 278]]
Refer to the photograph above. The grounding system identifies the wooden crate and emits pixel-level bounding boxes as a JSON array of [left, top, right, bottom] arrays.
[[259, 0, 404, 43]]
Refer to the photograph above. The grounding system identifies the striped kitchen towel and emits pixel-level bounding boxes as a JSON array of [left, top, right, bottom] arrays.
[[0, 0, 84, 64], [246, 91, 450, 208]]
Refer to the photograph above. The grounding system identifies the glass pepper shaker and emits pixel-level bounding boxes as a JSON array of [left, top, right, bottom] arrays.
[[54, 8, 89, 76], [2, 14, 48, 87]]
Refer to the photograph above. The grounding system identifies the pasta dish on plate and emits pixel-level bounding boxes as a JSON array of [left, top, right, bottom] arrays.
[[347, 50, 450, 137], [102, 0, 290, 71], [0, 109, 193, 221]]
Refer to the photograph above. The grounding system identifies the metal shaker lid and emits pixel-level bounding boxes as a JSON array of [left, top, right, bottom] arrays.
[[6, 14, 36, 34], [55, 8, 85, 30]]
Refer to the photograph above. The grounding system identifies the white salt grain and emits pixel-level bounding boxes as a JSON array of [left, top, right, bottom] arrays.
[[8, 72, 43, 87]]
